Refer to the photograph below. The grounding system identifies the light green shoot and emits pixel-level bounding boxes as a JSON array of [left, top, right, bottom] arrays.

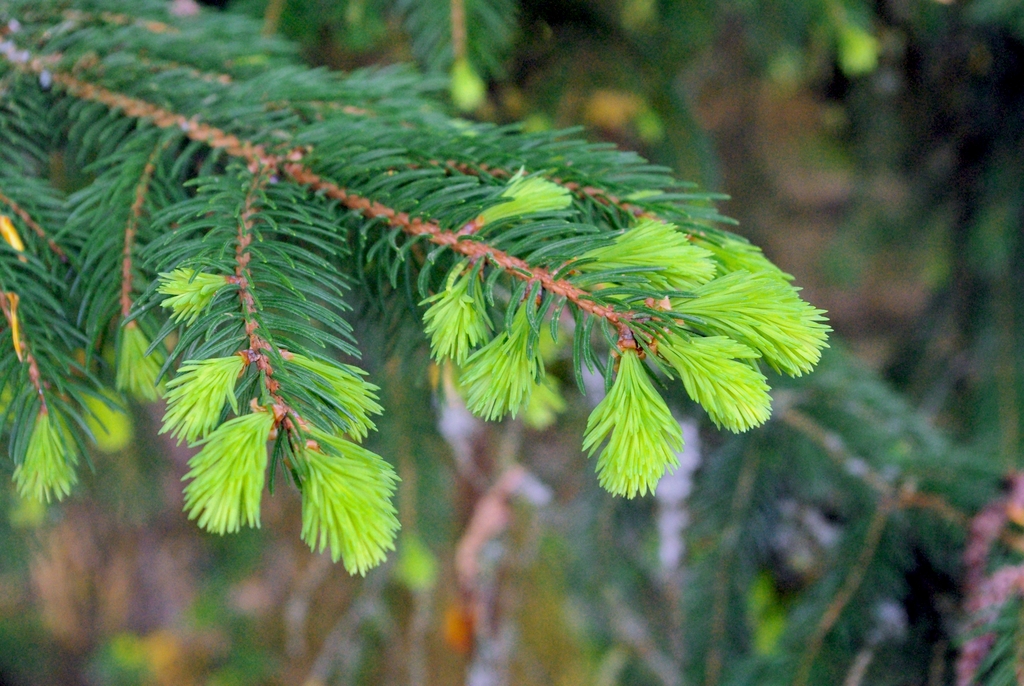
[[579, 219, 717, 292], [478, 171, 572, 225], [182, 410, 274, 535], [299, 428, 400, 576], [582, 349, 683, 498], [284, 353, 383, 441], [421, 265, 492, 365], [694, 236, 793, 281], [12, 410, 79, 503], [115, 322, 164, 401], [157, 269, 229, 325], [674, 270, 830, 377], [659, 333, 771, 432], [460, 305, 544, 421], [161, 355, 245, 445]]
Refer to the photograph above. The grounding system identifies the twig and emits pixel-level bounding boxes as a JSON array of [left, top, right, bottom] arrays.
[[304, 570, 389, 686], [120, 140, 163, 316], [781, 408, 972, 527], [705, 447, 761, 686], [262, 0, 286, 37], [284, 553, 333, 659], [228, 169, 298, 430], [841, 646, 875, 686], [604, 587, 680, 686], [450, 0, 467, 61], [793, 498, 894, 686]]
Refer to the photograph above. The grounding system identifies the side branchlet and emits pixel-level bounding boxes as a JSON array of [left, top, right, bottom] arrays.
[[299, 428, 400, 576], [421, 263, 492, 366], [460, 304, 544, 421], [182, 409, 275, 535], [582, 348, 683, 498], [157, 269, 230, 325], [13, 410, 79, 504], [115, 321, 165, 401], [161, 355, 246, 445]]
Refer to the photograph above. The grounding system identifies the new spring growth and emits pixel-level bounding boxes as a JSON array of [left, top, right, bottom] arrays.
[[0, 214, 27, 262], [460, 305, 544, 421], [13, 410, 78, 503], [693, 235, 792, 281], [182, 410, 274, 535], [115, 322, 164, 401], [579, 219, 717, 292], [157, 268, 229, 325], [476, 170, 572, 226], [583, 349, 683, 498], [421, 263, 492, 365], [674, 270, 830, 376], [659, 333, 771, 433], [282, 352, 382, 441], [299, 428, 400, 576], [161, 355, 245, 445]]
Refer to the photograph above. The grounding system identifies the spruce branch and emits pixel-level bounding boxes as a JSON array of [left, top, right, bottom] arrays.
[[0, 2, 838, 572], [1, 50, 637, 327]]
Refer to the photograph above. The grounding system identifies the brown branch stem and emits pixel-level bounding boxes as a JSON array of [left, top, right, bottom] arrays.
[[450, 0, 467, 61], [120, 141, 163, 317], [228, 169, 297, 431]]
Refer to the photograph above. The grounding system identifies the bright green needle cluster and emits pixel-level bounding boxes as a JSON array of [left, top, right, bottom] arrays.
[[580, 219, 717, 292], [115, 322, 164, 401], [478, 172, 572, 224], [161, 355, 245, 445], [421, 266, 493, 365], [284, 353, 383, 441], [582, 349, 683, 498], [12, 411, 79, 503], [659, 333, 771, 432], [460, 305, 543, 420], [675, 270, 831, 376], [157, 269, 229, 325], [695, 236, 793, 280], [182, 410, 274, 535], [299, 428, 400, 576]]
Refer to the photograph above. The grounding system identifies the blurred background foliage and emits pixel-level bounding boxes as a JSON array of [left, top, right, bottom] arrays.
[[3, 0, 1024, 684]]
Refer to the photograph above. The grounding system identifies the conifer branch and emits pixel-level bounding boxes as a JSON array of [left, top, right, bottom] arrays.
[[228, 169, 294, 424], [0, 186, 66, 260], [793, 498, 894, 686], [120, 140, 162, 317], [706, 447, 761, 686], [3, 53, 636, 328]]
